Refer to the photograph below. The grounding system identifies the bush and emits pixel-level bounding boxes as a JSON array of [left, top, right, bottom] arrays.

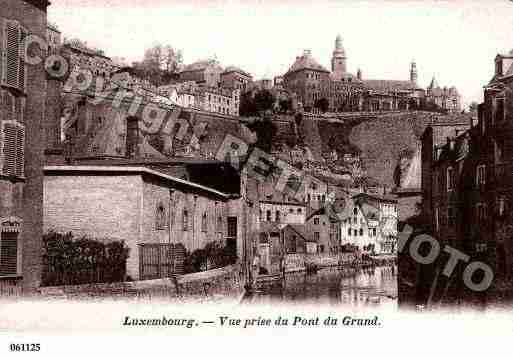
[[42, 231, 130, 287], [183, 240, 237, 274]]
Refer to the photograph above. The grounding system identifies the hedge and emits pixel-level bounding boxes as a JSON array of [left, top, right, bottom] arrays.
[[42, 231, 130, 287]]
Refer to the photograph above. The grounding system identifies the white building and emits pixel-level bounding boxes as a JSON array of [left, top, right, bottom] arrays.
[[259, 200, 306, 224], [339, 193, 398, 254]]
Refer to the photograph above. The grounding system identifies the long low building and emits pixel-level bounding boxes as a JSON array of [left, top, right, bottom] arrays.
[[43, 165, 253, 280]]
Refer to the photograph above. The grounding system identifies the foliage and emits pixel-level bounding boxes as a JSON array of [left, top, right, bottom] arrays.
[[239, 90, 276, 116], [183, 240, 237, 274], [314, 97, 330, 113], [278, 98, 292, 113], [132, 43, 183, 86], [42, 231, 130, 287], [246, 117, 278, 153]]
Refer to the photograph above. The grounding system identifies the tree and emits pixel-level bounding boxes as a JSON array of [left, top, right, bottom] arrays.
[[239, 90, 276, 117], [279, 98, 292, 113], [468, 101, 479, 114], [133, 43, 183, 86], [314, 97, 330, 113], [254, 90, 276, 113]]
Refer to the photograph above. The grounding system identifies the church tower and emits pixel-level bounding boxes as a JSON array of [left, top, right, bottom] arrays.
[[410, 61, 418, 85], [331, 34, 347, 76]]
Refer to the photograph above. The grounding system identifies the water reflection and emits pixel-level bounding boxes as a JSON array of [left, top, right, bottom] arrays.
[[254, 265, 397, 308]]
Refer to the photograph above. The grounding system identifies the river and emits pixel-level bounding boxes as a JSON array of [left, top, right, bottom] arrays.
[[249, 265, 397, 309]]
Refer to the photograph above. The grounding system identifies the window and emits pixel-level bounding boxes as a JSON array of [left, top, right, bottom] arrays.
[[353, 207, 358, 215], [275, 210, 281, 222], [297, 208, 302, 214], [314, 232, 320, 242], [354, 229, 358, 236], [182, 210, 188, 231], [289, 235, 297, 254], [372, 228, 377, 237], [447, 167, 455, 191], [498, 197, 506, 217], [217, 216, 223, 233], [447, 207, 456, 227], [476, 165, 486, 187], [435, 207, 440, 231], [348, 228, 351, 236], [495, 98, 505, 123], [266, 210, 271, 222], [155, 203, 167, 230], [359, 228, 363, 236], [0, 121, 25, 178], [0, 217, 21, 276], [476, 203, 486, 223], [289, 208, 294, 214], [314, 217, 319, 225], [201, 212, 207, 232], [2, 19, 28, 92]]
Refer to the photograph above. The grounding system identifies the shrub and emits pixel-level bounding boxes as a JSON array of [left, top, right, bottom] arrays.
[[42, 231, 130, 287], [183, 240, 237, 274]]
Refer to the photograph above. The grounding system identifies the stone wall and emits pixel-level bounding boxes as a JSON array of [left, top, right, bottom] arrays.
[[36, 264, 244, 301]]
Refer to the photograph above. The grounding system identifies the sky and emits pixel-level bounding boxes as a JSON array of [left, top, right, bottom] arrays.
[[48, 0, 513, 108]]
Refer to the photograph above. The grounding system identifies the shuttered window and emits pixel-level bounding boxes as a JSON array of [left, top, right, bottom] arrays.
[[0, 231, 18, 276], [0, 121, 25, 178], [2, 19, 27, 92]]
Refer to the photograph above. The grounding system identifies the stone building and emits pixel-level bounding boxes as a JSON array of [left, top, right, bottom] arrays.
[[43, 164, 249, 281], [283, 35, 430, 112], [0, 0, 50, 290], [306, 205, 341, 254], [220, 66, 252, 92], [259, 200, 306, 224], [178, 59, 223, 88], [419, 49, 513, 301], [61, 38, 119, 79], [425, 76, 461, 113]]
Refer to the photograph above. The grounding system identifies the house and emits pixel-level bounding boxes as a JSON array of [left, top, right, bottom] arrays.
[[43, 164, 251, 281], [306, 205, 341, 253], [340, 193, 398, 254], [259, 200, 306, 224], [0, 0, 51, 291]]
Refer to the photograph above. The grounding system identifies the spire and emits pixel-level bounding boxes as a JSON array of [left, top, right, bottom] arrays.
[[410, 61, 418, 85], [332, 34, 347, 74], [335, 34, 343, 51], [357, 68, 362, 80], [429, 75, 439, 89]]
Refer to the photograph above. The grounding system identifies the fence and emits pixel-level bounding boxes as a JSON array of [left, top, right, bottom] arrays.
[[138, 243, 185, 280], [0, 278, 23, 297]]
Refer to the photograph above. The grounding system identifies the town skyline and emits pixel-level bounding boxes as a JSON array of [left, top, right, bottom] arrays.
[[48, 0, 513, 108]]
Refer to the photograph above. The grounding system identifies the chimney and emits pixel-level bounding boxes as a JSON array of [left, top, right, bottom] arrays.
[[126, 116, 140, 158]]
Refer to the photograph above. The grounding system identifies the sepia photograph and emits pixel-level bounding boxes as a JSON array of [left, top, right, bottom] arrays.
[[1, 0, 513, 356]]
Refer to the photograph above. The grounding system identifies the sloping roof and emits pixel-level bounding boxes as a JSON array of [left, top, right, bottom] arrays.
[[363, 80, 416, 93], [222, 66, 252, 77], [307, 204, 341, 222], [181, 60, 223, 73], [286, 53, 330, 75], [281, 224, 309, 241], [353, 192, 398, 204], [44, 165, 232, 199]]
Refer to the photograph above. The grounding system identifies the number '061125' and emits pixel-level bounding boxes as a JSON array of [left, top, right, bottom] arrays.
[[9, 343, 41, 352]]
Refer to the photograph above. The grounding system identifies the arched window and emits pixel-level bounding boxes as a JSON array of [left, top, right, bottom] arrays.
[[155, 202, 167, 230], [359, 228, 364, 236]]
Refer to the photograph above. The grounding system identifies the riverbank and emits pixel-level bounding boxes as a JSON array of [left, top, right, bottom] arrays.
[[284, 252, 397, 273]]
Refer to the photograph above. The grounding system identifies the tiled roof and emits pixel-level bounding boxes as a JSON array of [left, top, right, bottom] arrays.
[[363, 80, 416, 93], [286, 53, 330, 75]]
